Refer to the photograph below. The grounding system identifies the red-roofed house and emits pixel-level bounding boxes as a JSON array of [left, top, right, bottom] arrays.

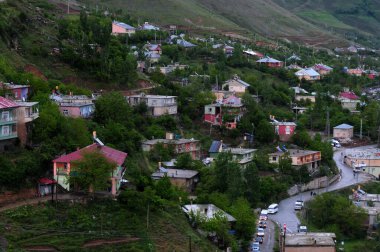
[[338, 91, 360, 111], [0, 96, 19, 150], [271, 121, 297, 142], [53, 143, 127, 195]]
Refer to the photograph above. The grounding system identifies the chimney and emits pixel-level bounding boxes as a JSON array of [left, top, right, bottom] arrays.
[[158, 162, 161, 169]]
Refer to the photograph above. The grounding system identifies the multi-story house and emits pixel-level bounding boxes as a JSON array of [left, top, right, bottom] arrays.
[[151, 167, 199, 192], [338, 91, 360, 112], [52, 139, 127, 195], [204, 95, 245, 129], [50, 94, 95, 118], [141, 133, 201, 160], [0, 82, 30, 100], [127, 94, 177, 116], [312, 63, 333, 76], [16, 101, 39, 146], [269, 149, 321, 173], [0, 97, 19, 150], [223, 147, 257, 167], [271, 120, 297, 142]]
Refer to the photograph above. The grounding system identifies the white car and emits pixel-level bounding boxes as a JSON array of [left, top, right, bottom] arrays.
[[294, 200, 304, 210], [257, 228, 265, 237]]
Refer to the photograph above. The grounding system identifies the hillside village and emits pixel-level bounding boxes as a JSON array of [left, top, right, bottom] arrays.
[[1, 0, 380, 251]]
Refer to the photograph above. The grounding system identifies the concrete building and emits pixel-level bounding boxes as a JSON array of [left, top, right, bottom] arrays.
[[151, 168, 199, 192], [344, 147, 380, 179], [50, 94, 95, 118], [222, 75, 250, 94], [223, 147, 257, 167], [256, 56, 283, 68], [333, 124, 354, 140], [141, 133, 201, 160], [338, 91, 360, 112], [127, 94, 177, 117], [284, 233, 336, 252], [269, 149, 321, 173], [52, 140, 127, 195]]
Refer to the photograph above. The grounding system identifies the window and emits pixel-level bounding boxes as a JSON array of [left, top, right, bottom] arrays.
[[63, 109, 69, 116], [1, 111, 10, 121], [285, 126, 291, 135], [2, 125, 10, 136], [272, 157, 277, 161]]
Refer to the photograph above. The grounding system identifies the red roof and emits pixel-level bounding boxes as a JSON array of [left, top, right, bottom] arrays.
[[339, 92, 359, 100], [53, 143, 127, 166], [0, 96, 19, 109]]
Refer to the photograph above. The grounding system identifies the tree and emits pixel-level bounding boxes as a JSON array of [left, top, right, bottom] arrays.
[[94, 92, 132, 125], [244, 162, 260, 207], [69, 151, 116, 193], [229, 198, 256, 243], [255, 119, 275, 143]]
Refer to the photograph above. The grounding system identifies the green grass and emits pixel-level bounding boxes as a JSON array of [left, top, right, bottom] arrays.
[[299, 11, 354, 30], [0, 200, 218, 251]]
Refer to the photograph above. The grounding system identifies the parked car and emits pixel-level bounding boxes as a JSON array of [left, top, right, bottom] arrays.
[[251, 242, 260, 251], [258, 221, 267, 228], [267, 203, 278, 214], [255, 236, 264, 244], [259, 209, 268, 220], [298, 225, 308, 233], [257, 227, 265, 237], [294, 200, 304, 210]]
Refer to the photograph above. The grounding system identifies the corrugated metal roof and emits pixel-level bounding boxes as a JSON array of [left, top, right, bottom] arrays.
[[295, 68, 320, 77], [0, 96, 20, 109], [177, 39, 196, 48], [334, 123, 353, 129], [209, 140, 222, 153], [152, 168, 198, 179], [256, 56, 282, 63], [113, 21, 135, 30], [53, 143, 127, 166]]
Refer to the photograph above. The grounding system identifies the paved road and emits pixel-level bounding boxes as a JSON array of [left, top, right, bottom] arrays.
[[260, 219, 276, 252], [269, 146, 374, 234]]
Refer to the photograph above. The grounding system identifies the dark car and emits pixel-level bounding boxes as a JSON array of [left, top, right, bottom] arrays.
[[258, 221, 267, 228], [255, 236, 264, 244]]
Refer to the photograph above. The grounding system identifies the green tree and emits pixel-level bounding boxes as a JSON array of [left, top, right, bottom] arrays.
[[69, 151, 116, 193], [255, 119, 275, 143], [244, 162, 260, 207], [229, 198, 256, 243]]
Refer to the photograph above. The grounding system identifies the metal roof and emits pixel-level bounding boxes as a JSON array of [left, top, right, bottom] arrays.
[[53, 143, 127, 166], [256, 56, 282, 63], [334, 123, 353, 129], [113, 21, 135, 30], [209, 140, 222, 153], [182, 204, 236, 222], [0, 96, 20, 109], [177, 39, 197, 48], [295, 68, 320, 77]]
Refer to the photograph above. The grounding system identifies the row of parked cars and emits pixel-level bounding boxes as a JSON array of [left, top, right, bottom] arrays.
[[250, 204, 279, 251]]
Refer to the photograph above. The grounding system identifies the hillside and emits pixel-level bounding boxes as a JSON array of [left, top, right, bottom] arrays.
[[79, 0, 380, 48]]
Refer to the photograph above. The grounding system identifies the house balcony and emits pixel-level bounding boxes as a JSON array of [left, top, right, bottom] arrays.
[[0, 118, 17, 126], [0, 132, 17, 140], [24, 112, 39, 123]]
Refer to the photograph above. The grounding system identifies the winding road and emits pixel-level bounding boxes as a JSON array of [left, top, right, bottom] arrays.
[[260, 146, 375, 252]]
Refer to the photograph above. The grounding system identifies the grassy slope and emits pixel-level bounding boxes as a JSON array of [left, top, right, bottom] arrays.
[[82, 0, 243, 31], [0, 201, 219, 251]]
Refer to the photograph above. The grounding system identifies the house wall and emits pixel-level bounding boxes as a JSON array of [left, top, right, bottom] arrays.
[[112, 23, 135, 35], [297, 75, 320, 81], [340, 100, 359, 111], [277, 125, 296, 142], [0, 108, 17, 142], [80, 105, 95, 118], [153, 105, 177, 116], [60, 106, 81, 117], [285, 246, 335, 252], [333, 128, 353, 139], [317, 69, 331, 76], [295, 95, 316, 103]]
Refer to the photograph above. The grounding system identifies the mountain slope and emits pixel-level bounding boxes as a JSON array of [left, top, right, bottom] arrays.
[[80, 0, 380, 48]]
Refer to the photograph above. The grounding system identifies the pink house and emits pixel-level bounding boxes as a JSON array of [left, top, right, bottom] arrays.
[[346, 68, 364, 77], [111, 21, 135, 36], [256, 56, 283, 68], [53, 142, 127, 195]]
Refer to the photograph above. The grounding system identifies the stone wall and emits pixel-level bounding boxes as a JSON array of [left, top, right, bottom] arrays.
[[287, 174, 340, 196], [0, 188, 37, 206]]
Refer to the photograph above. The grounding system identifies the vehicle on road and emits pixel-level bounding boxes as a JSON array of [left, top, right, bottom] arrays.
[[294, 200, 304, 210], [255, 236, 264, 244], [330, 139, 341, 148], [298, 225, 308, 233], [259, 209, 268, 220], [251, 242, 260, 251], [258, 220, 267, 228], [267, 203, 278, 214], [257, 227, 265, 237]]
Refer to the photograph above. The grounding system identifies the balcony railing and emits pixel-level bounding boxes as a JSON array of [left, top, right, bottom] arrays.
[[0, 117, 17, 125], [0, 132, 17, 140]]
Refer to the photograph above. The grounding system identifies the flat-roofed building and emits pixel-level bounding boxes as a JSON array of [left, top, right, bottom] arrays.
[[127, 94, 177, 116], [269, 149, 321, 173], [284, 232, 336, 252], [152, 168, 199, 192]]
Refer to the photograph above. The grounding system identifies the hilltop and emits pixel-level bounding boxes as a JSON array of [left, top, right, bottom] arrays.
[[79, 0, 380, 48]]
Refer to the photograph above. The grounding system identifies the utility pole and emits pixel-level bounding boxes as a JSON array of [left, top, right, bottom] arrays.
[[189, 236, 192, 252], [325, 108, 330, 139], [378, 126, 380, 148], [146, 202, 150, 229], [67, 0, 70, 15], [360, 118, 363, 140]]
